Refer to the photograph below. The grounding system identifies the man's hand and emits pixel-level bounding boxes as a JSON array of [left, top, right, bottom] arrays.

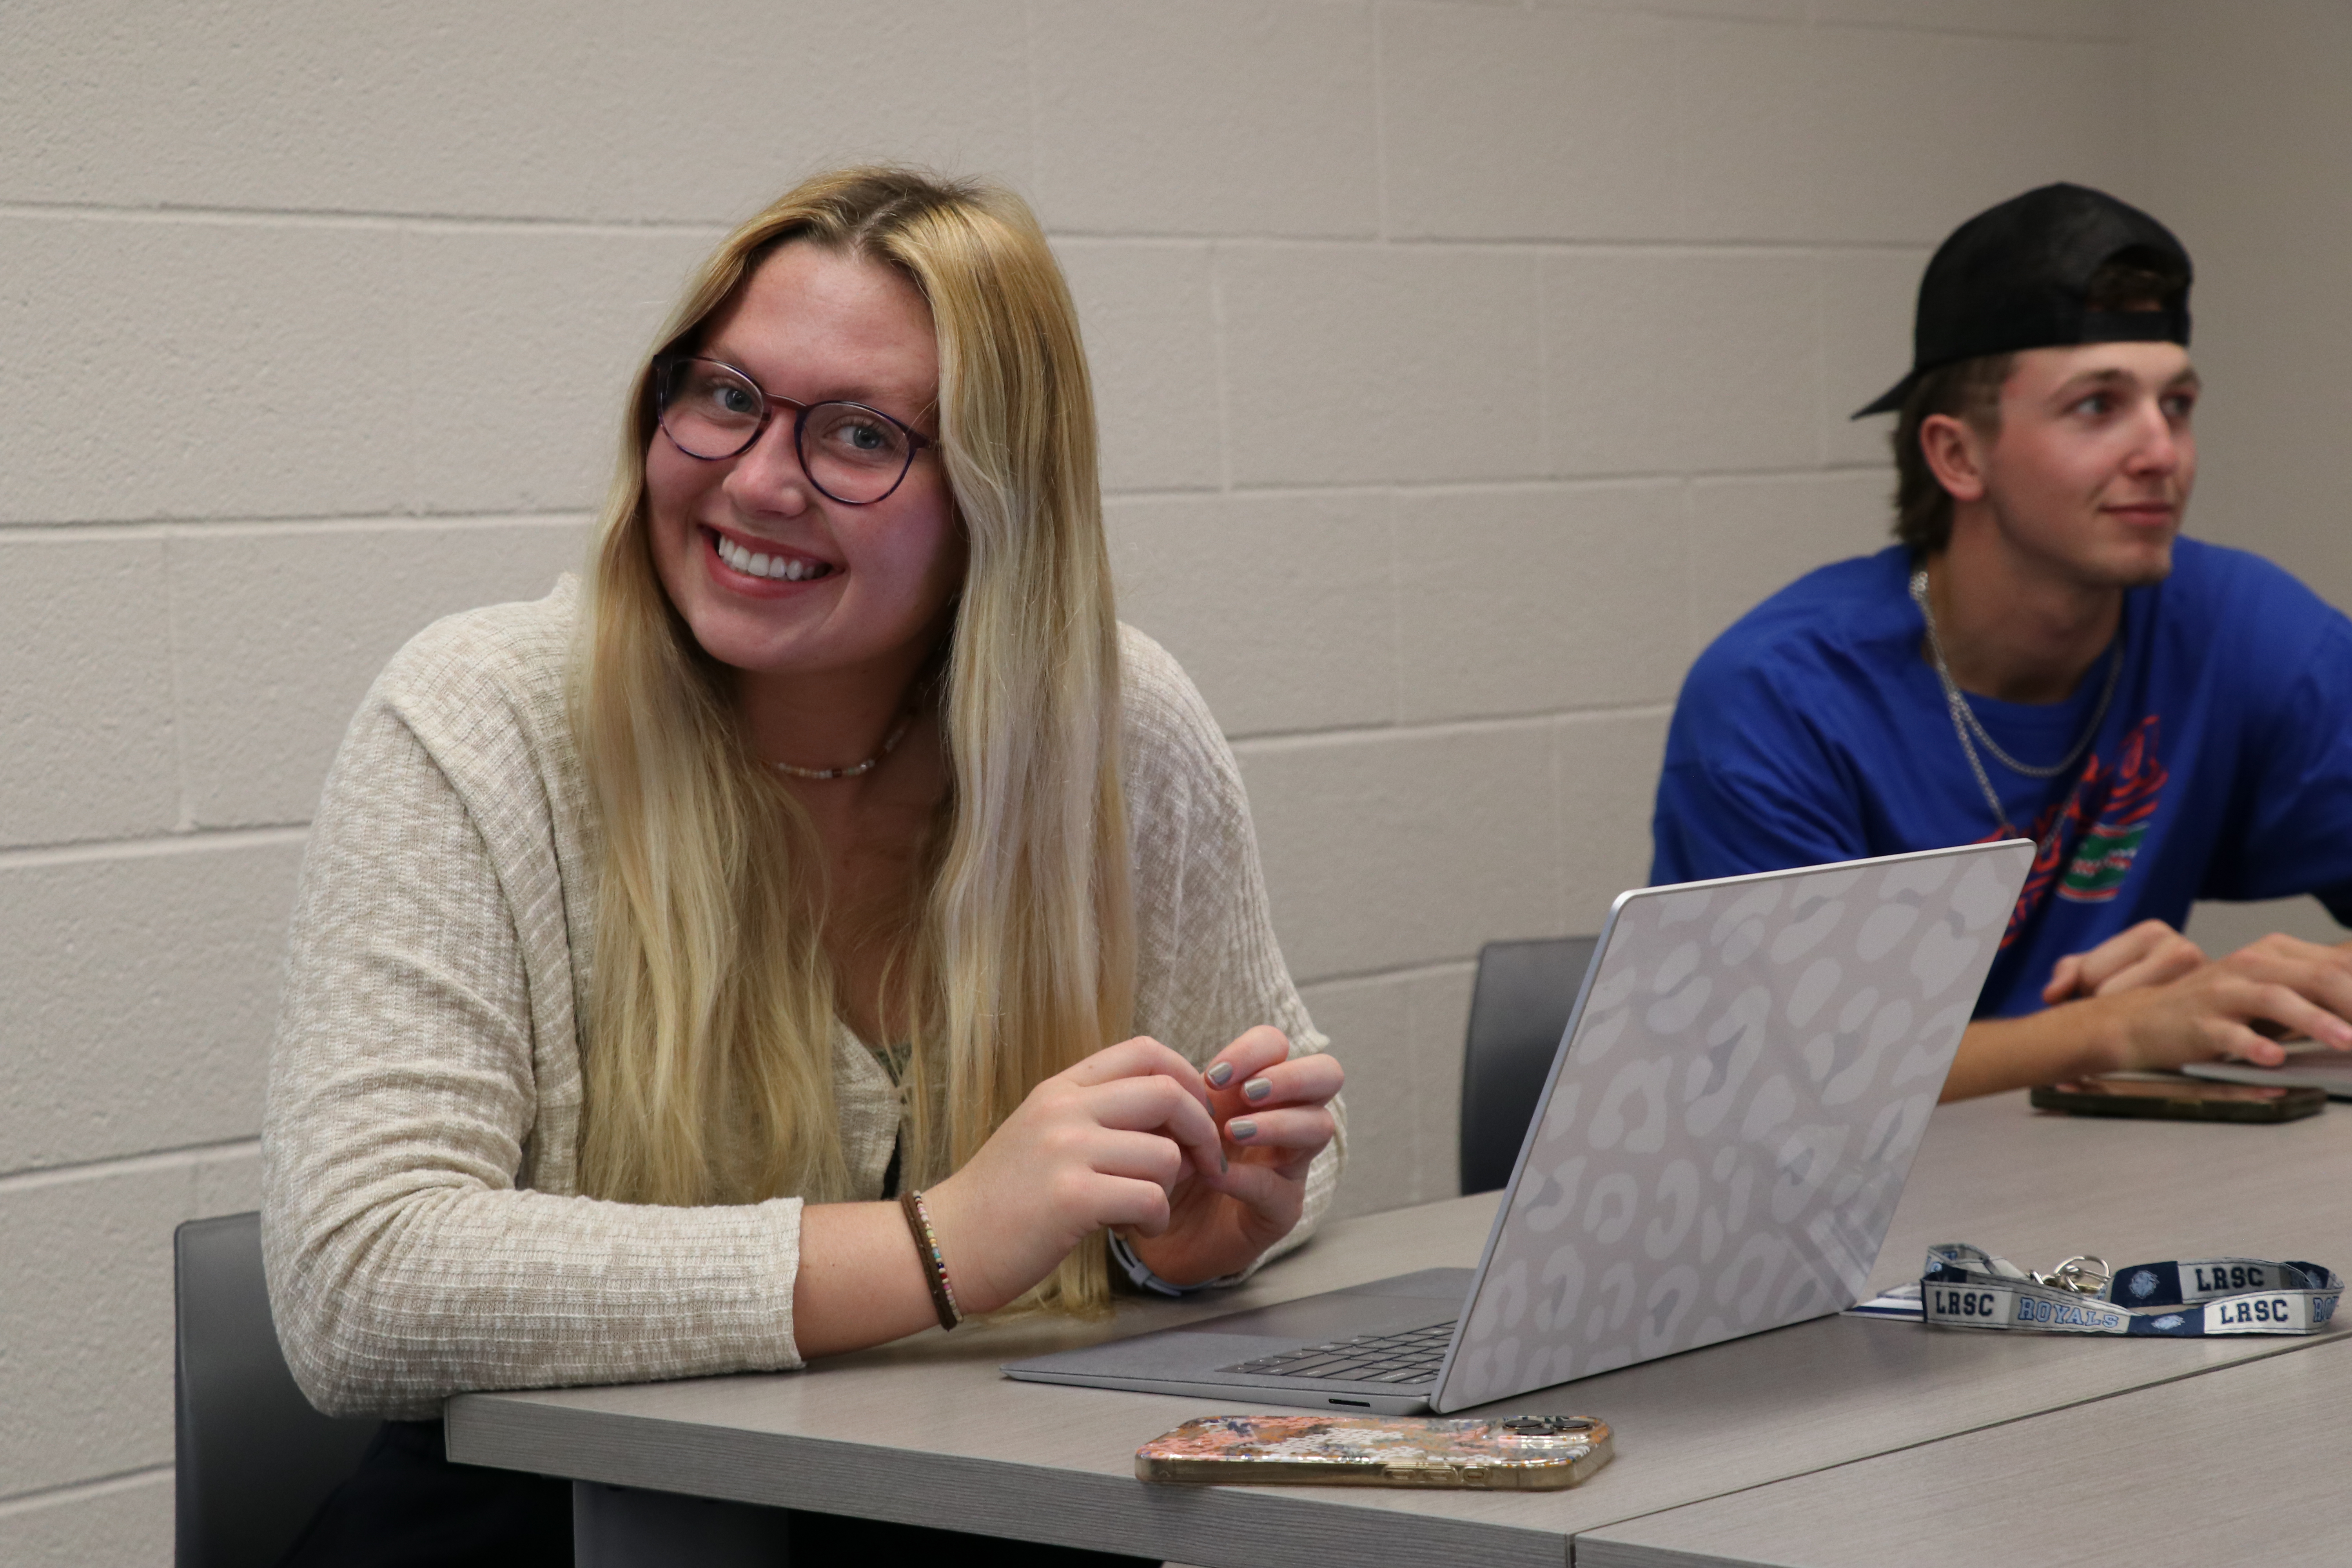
[[2042, 919, 2206, 1004], [2104, 933, 2352, 1071], [1948, 930, 2352, 1101]]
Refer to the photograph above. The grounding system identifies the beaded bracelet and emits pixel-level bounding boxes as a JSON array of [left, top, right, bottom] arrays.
[[899, 1188, 963, 1331]]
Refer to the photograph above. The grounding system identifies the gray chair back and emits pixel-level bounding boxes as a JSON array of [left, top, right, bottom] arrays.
[[175, 1211, 383, 1568], [1459, 936, 1599, 1195]]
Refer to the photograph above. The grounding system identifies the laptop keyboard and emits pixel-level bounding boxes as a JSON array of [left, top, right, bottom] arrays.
[[1220, 1318, 1458, 1385]]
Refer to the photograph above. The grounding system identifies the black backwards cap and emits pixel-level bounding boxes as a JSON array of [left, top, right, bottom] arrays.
[[1854, 182, 2193, 417]]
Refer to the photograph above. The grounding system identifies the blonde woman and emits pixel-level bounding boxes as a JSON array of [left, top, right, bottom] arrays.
[[261, 167, 1344, 1564]]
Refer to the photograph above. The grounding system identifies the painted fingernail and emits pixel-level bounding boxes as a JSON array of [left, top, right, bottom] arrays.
[[1206, 1062, 1235, 1088], [1220, 1154, 1229, 1173], [1230, 1119, 1258, 1141], [1243, 1076, 1273, 1102]]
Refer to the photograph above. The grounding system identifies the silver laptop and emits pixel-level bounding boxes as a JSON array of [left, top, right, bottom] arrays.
[[1004, 840, 2034, 1414]]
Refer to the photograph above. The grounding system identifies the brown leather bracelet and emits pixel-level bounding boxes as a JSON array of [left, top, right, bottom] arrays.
[[900, 1188, 963, 1331]]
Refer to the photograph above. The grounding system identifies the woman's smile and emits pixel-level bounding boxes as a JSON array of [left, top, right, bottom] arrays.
[[702, 523, 840, 588]]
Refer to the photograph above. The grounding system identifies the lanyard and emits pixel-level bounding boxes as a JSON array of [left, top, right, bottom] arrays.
[[1919, 1243, 2343, 1336]]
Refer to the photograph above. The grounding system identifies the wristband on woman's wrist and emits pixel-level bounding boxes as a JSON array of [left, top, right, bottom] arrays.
[[900, 1188, 963, 1330], [1107, 1229, 1247, 1297]]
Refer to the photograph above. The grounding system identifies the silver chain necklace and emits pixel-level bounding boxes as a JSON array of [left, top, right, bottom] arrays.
[[1907, 567, 2121, 834], [768, 711, 915, 781]]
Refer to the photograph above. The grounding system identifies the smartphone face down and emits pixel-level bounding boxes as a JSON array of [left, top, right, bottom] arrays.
[[2031, 1075, 2327, 1123], [1135, 1414, 1613, 1490]]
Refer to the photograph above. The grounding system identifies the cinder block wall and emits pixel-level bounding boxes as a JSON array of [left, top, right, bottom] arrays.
[[13, 1, 2330, 1556], [2127, 0, 2352, 962]]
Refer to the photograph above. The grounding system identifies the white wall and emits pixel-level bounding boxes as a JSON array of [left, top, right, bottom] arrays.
[[2134, 0, 2352, 610], [2139, 0, 2352, 957], [13, 1, 2330, 1557]]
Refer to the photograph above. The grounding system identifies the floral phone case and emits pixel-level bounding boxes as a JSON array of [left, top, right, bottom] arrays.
[[1134, 1414, 1613, 1490]]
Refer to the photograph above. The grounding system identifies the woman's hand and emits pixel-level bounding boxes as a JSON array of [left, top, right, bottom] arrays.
[[921, 1036, 1234, 1316], [1124, 1025, 1343, 1288]]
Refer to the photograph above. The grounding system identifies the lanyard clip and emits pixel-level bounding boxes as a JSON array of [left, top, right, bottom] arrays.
[[2032, 1255, 2112, 1295]]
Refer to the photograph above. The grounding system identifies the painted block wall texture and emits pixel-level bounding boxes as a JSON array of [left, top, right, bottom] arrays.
[[2134, 0, 2352, 611], [8, 0, 2337, 1554], [2142, 0, 2352, 986]]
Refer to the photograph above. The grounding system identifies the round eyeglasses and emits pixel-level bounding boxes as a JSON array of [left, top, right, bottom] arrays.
[[652, 355, 933, 506]]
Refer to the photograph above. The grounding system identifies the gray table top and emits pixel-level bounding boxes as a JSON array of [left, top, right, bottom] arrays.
[[1579, 1331, 2352, 1568], [448, 1091, 2352, 1568]]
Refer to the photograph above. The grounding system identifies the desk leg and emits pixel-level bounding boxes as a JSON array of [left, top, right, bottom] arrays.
[[572, 1481, 789, 1566]]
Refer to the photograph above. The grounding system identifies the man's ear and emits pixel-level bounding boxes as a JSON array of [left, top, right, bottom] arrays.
[[1918, 412, 1989, 504]]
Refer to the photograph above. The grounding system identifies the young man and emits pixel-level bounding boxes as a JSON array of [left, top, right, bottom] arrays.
[[1651, 183, 2352, 1100]]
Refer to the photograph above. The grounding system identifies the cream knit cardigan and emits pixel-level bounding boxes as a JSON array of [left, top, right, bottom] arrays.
[[261, 579, 1343, 1418]]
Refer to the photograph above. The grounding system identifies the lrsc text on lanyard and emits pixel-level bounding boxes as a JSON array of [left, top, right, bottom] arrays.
[[1921, 1242, 2342, 1336]]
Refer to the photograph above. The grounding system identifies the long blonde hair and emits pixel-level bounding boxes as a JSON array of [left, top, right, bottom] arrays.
[[572, 167, 1133, 1313]]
